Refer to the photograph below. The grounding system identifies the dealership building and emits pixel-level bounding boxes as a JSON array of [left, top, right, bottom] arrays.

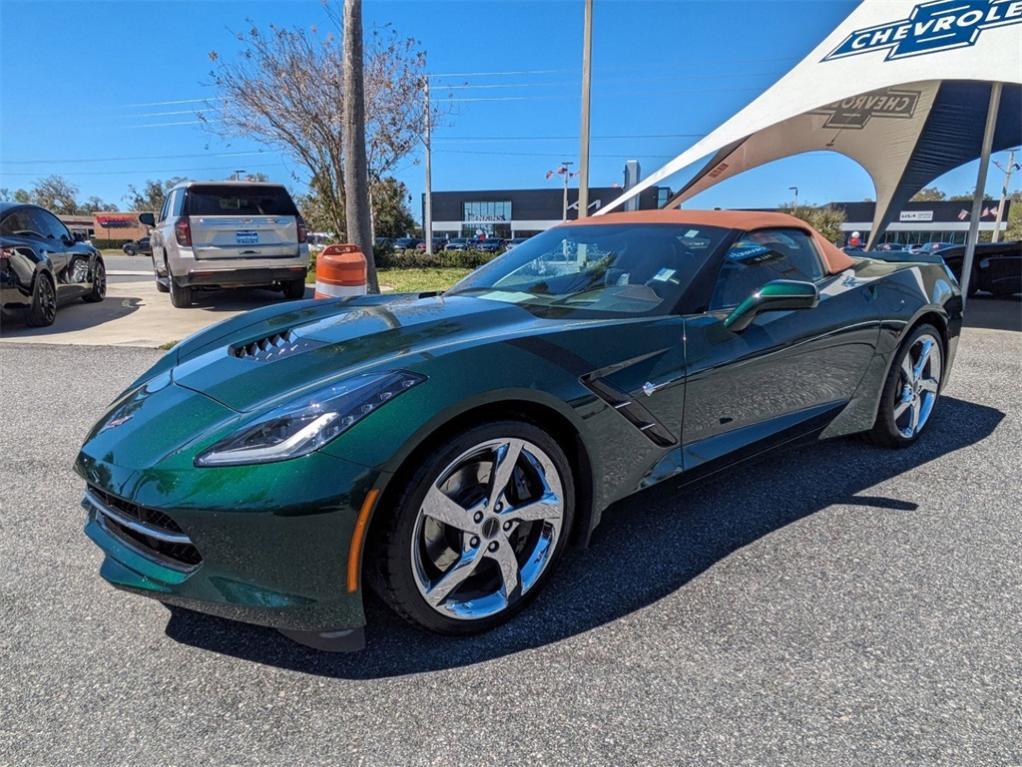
[[829, 200, 1011, 246], [424, 188, 1010, 245], [423, 185, 671, 240]]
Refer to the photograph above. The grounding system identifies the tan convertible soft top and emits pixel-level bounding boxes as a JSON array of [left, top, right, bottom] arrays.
[[574, 209, 855, 275]]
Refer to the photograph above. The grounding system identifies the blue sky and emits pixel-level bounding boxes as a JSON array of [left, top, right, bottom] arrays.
[[0, 0, 1015, 218]]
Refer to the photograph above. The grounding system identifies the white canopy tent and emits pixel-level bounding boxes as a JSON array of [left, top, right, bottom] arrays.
[[598, 0, 1022, 298]]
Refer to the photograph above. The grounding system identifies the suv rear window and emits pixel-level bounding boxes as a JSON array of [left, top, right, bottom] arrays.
[[185, 185, 298, 216]]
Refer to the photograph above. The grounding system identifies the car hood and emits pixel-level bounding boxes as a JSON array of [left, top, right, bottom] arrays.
[[166, 294, 550, 413]]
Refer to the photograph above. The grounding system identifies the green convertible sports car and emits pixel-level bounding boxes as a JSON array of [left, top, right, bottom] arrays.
[[76, 210, 962, 651]]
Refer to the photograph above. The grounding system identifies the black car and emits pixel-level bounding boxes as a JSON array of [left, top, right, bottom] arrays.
[[940, 240, 1022, 296], [0, 202, 106, 327], [475, 238, 505, 253], [122, 236, 151, 256], [392, 237, 422, 251]]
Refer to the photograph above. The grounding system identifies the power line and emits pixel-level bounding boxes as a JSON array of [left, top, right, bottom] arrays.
[[0, 150, 272, 166], [0, 161, 287, 178]]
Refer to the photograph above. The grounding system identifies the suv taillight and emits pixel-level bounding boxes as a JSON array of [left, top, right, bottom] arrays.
[[174, 217, 192, 247], [296, 215, 308, 244]]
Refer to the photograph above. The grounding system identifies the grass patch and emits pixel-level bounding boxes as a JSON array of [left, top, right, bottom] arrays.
[[158, 340, 178, 350], [307, 266, 471, 293], [378, 267, 471, 293]]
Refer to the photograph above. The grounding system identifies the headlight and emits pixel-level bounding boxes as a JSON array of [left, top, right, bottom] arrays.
[[195, 370, 425, 467]]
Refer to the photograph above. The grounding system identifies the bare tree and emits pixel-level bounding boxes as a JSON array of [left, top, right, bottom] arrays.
[[30, 175, 79, 214], [204, 4, 440, 291]]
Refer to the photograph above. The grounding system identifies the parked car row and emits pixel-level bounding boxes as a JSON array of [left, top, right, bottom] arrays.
[[384, 235, 534, 255]]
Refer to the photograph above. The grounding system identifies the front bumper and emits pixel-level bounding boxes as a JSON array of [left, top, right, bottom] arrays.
[[76, 449, 385, 637]]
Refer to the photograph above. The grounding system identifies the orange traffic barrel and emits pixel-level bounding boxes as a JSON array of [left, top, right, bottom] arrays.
[[314, 244, 367, 299]]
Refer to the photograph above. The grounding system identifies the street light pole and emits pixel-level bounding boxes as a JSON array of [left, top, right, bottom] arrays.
[[561, 161, 574, 220], [423, 77, 434, 255], [577, 0, 593, 219], [961, 82, 1002, 304], [789, 186, 799, 208]]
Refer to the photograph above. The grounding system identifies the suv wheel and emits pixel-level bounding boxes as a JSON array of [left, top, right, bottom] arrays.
[[282, 278, 307, 300], [168, 269, 193, 308]]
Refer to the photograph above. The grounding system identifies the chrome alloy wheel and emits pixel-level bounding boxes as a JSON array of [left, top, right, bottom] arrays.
[[410, 438, 565, 620], [894, 333, 942, 439]]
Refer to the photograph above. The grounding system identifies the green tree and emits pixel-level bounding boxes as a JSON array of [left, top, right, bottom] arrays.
[[371, 176, 415, 238], [77, 196, 118, 214], [123, 177, 186, 213], [948, 191, 995, 202], [30, 175, 79, 214], [13, 189, 31, 204], [910, 186, 946, 202], [777, 202, 846, 243]]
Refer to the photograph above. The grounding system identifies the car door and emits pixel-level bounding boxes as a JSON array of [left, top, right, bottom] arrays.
[[681, 227, 878, 471], [37, 209, 86, 299], [151, 191, 172, 276]]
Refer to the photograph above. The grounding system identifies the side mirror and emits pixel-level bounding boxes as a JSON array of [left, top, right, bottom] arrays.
[[138, 212, 156, 227], [73, 230, 87, 243], [723, 279, 819, 332]]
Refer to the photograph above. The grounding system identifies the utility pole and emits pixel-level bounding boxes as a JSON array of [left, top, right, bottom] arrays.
[[561, 161, 574, 220], [423, 77, 434, 255], [342, 0, 378, 292], [789, 186, 799, 208], [577, 0, 593, 219], [991, 148, 1018, 244], [233, 170, 246, 181]]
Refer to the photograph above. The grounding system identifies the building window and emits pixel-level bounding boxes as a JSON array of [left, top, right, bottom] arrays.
[[463, 200, 511, 223]]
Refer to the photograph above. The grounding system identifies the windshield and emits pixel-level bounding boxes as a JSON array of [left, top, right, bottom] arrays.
[[448, 223, 729, 315]]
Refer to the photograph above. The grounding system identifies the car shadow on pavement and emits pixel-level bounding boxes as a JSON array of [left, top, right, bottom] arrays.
[[164, 395, 1004, 678], [0, 295, 142, 338]]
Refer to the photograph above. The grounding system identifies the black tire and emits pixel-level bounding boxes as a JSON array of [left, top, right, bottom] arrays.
[[370, 420, 575, 635], [169, 271, 193, 308], [26, 272, 57, 327], [282, 278, 307, 300], [82, 259, 106, 303], [123, 245, 136, 256], [866, 323, 944, 447]]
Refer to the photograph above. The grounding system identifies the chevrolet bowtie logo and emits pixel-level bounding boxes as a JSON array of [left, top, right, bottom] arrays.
[[823, 0, 1022, 62]]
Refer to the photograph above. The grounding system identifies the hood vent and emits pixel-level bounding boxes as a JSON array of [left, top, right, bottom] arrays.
[[230, 330, 322, 362]]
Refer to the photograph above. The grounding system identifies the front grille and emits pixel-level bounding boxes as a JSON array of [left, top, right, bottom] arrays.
[[230, 330, 320, 362], [89, 486, 184, 533], [86, 486, 202, 569]]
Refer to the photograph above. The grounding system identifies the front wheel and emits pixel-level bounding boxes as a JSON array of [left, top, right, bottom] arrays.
[[867, 324, 943, 447], [26, 273, 57, 327], [371, 421, 574, 635]]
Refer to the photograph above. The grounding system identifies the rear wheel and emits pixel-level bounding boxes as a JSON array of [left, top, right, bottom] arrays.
[[867, 324, 943, 447], [372, 421, 574, 635], [282, 278, 306, 300], [26, 273, 57, 327], [169, 269, 193, 308], [82, 259, 106, 303]]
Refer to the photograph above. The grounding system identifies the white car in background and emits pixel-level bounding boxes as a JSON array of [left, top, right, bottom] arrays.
[[141, 181, 310, 308]]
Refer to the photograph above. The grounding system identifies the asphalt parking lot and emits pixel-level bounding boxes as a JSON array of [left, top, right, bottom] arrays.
[[1, 322, 1020, 766]]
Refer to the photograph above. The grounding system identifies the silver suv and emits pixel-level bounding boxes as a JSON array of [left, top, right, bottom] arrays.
[[140, 181, 310, 307]]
